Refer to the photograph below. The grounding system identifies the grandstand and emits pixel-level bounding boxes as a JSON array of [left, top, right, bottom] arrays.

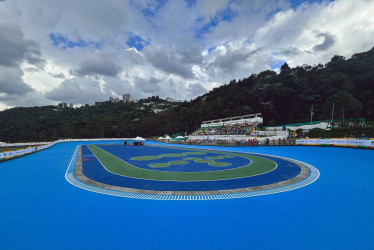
[[188, 113, 274, 143], [187, 113, 316, 144], [192, 114, 262, 135], [200, 113, 263, 128]]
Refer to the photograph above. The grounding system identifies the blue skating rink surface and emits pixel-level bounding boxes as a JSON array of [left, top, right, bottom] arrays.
[[0, 141, 373, 250]]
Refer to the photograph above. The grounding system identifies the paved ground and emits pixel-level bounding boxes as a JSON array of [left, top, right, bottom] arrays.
[[0, 141, 373, 250]]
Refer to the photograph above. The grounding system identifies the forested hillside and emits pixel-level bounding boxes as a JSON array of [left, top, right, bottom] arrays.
[[1, 46, 374, 142]]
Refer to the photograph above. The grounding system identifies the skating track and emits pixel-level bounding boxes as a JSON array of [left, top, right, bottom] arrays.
[[0, 141, 373, 249]]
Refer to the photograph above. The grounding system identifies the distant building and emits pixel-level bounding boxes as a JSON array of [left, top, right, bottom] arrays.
[[153, 108, 165, 113], [109, 97, 121, 103], [166, 97, 176, 102], [166, 97, 183, 102], [58, 102, 73, 109], [123, 93, 133, 103], [95, 101, 103, 106]]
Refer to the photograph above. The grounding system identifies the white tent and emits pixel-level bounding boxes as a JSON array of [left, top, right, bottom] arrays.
[[134, 136, 145, 141], [158, 137, 165, 140], [164, 135, 171, 140], [0, 142, 6, 147], [175, 136, 185, 139]]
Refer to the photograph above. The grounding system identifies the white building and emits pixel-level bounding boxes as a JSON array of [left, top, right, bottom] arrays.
[[123, 93, 133, 103], [166, 97, 176, 102]]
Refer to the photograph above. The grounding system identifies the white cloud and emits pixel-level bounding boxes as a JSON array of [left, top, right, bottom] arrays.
[[143, 46, 194, 79], [186, 82, 207, 98], [0, 67, 34, 95], [70, 52, 122, 77], [45, 77, 107, 104], [200, 0, 229, 18], [254, 0, 374, 67]]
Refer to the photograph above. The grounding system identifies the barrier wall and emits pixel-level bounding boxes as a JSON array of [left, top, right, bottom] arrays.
[[0, 138, 128, 161], [296, 138, 374, 149], [4, 142, 51, 147]]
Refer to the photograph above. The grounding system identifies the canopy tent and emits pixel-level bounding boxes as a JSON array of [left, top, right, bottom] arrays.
[[134, 136, 145, 141], [175, 136, 184, 139], [164, 135, 171, 140], [0, 142, 6, 147], [172, 137, 185, 140], [158, 137, 165, 140]]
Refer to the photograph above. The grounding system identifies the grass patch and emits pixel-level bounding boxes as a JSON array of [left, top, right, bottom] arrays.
[[148, 163, 171, 168], [208, 162, 232, 167], [183, 157, 202, 161], [159, 153, 186, 157], [219, 155, 235, 158], [194, 159, 215, 164], [206, 156, 225, 160], [184, 152, 207, 156], [169, 160, 189, 165], [130, 155, 162, 161]]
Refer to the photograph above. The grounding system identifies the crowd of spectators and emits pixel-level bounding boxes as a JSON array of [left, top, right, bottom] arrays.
[[192, 122, 256, 136], [186, 138, 298, 146]]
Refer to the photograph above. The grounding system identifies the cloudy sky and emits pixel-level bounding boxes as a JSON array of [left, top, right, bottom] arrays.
[[0, 0, 373, 110]]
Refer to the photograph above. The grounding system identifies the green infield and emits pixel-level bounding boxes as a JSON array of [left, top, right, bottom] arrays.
[[87, 144, 276, 181]]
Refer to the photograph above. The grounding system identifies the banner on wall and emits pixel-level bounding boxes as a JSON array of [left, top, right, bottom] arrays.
[[0, 147, 36, 159], [297, 139, 374, 148]]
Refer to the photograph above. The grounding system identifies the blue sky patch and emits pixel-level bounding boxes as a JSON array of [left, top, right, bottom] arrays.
[[289, 0, 335, 9], [126, 33, 150, 51], [265, 0, 335, 21], [207, 46, 216, 54], [133, 0, 168, 17], [270, 59, 286, 72], [49, 33, 101, 49], [195, 6, 238, 39], [184, 0, 197, 8]]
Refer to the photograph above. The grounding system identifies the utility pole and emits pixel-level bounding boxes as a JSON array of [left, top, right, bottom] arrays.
[[310, 105, 314, 124], [342, 107, 344, 127]]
